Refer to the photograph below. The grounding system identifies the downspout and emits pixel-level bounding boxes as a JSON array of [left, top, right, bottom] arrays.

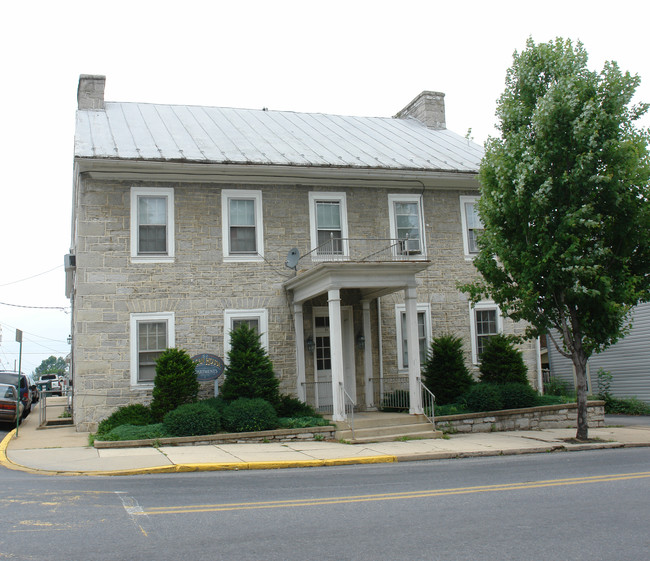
[[535, 337, 543, 395], [377, 297, 384, 399]]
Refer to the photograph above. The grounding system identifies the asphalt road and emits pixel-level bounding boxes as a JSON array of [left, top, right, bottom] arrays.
[[1, 447, 648, 560]]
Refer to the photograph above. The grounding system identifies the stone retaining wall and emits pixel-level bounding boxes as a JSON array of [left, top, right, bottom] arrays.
[[94, 425, 336, 449], [435, 401, 605, 433]]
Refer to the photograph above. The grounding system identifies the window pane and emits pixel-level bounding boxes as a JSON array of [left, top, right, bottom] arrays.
[[394, 201, 421, 253], [230, 226, 256, 252], [232, 318, 260, 332], [139, 225, 167, 253], [401, 311, 427, 367], [138, 197, 167, 254], [230, 199, 255, 226], [139, 197, 167, 225], [138, 321, 167, 383], [475, 309, 497, 358], [316, 201, 341, 229]]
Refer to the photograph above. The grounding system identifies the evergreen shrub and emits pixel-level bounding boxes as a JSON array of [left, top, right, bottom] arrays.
[[463, 383, 503, 412], [498, 383, 540, 409], [479, 334, 529, 385], [278, 416, 331, 429], [96, 404, 154, 436], [422, 334, 475, 405], [276, 394, 317, 418], [150, 348, 200, 421], [98, 423, 168, 442], [222, 398, 279, 433], [162, 402, 221, 437], [220, 324, 281, 406]]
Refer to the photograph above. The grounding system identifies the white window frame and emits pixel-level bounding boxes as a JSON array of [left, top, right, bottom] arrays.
[[388, 194, 426, 257], [130, 187, 175, 263], [221, 189, 264, 262], [129, 312, 175, 387], [395, 303, 431, 371], [460, 195, 483, 259], [308, 192, 349, 259], [469, 301, 502, 365], [223, 309, 269, 363]]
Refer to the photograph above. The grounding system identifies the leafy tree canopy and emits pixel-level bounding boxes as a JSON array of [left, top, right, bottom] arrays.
[[462, 37, 650, 439], [34, 356, 67, 377]]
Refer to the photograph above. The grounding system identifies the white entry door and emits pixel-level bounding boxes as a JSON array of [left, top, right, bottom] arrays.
[[313, 307, 355, 411]]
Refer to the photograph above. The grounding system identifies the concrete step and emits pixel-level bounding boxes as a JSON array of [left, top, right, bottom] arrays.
[[336, 422, 435, 440], [347, 430, 443, 444]]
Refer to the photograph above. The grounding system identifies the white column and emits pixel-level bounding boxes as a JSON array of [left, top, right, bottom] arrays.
[[362, 300, 374, 408], [294, 303, 306, 401], [405, 286, 423, 414], [328, 289, 346, 421]]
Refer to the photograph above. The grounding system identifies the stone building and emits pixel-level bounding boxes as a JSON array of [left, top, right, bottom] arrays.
[[67, 75, 540, 431]]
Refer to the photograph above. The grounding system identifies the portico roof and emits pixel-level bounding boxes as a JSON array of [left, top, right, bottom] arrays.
[[284, 261, 431, 304]]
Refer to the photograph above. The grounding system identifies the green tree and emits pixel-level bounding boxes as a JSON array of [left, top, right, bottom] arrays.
[[220, 323, 280, 406], [478, 334, 528, 386], [462, 38, 650, 439], [34, 356, 67, 378], [421, 334, 474, 405], [150, 348, 200, 421]]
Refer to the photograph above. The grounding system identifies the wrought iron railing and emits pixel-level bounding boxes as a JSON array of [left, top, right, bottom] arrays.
[[297, 235, 427, 267], [301, 381, 335, 414], [341, 383, 355, 440], [418, 378, 436, 427], [372, 375, 410, 412]]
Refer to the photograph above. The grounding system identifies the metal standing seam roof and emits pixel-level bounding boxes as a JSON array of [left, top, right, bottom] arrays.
[[75, 101, 484, 173]]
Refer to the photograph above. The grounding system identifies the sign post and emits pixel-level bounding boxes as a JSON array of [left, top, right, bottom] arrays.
[[15, 329, 22, 436]]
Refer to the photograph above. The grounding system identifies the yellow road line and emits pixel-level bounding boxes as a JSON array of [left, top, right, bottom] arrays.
[[143, 471, 650, 515]]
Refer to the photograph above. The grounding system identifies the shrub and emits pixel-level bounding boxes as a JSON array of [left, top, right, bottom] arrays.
[[162, 402, 221, 437], [498, 383, 540, 409], [221, 398, 279, 433], [278, 416, 331, 429], [96, 404, 154, 436], [150, 348, 200, 421], [479, 334, 529, 385], [605, 396, 650, 415], [544, 376, 572, 397], [200, 396, 229, 414], [463, 383, 503, 412], [220, 324, 281, 406], [97, 423, 169, 442], [434, 403, 468, 416], [422, 334, 475, 405], [276, 394, 318, 418]]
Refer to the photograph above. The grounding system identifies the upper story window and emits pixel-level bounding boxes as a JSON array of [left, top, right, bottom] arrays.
[[469, 301, 501, 364], [308, 192, 349, 257], [388, 194, 426, 256], [130, 312, 175, 386], [222, 190, 264, 262], [130, 187, 175, 262], [460, 195, 484, 258], [395, 303, 431, 371]]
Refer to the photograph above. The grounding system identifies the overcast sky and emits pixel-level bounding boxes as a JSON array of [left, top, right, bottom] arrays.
[[1, 0, 648, 374]]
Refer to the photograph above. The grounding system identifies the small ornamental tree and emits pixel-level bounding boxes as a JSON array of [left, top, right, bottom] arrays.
[[150, 348, 200, 421], [220, 323, 281, 407], [462, 38, 650, 439], [478, 334, 529, 385], [422, 335, 474, 405]]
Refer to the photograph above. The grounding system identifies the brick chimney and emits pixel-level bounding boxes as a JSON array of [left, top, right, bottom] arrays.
[[77, 74, 106, 110], [395, 91, 446, 129]]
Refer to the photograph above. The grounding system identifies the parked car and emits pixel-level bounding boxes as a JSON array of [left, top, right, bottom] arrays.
[[0, 383, 24, 424], [27, 373, 39, 404], [38, 373, 62, 396], [0, 372, 32, 417]]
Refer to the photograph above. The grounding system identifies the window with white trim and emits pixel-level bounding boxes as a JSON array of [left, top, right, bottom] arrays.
[[224, 309, 269, 361], [460, 195, 483, 257], [469, 302, 501, 364], [222, 190, 264, 261], [395, 303, 431, 370], [308, 192, 349, 257], [388, 194, 425, 256], [130, 187, 175, 262], [130, 312, 175, 386]]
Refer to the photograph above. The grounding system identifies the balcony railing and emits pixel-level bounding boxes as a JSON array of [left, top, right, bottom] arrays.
[[297, 235, 427, 267]]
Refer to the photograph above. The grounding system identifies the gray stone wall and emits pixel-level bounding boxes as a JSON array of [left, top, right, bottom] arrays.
[[72, 179, 539, 431]]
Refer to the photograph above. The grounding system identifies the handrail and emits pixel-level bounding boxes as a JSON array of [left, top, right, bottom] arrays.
[[340, 382, 355, 440], [418, 378, 436, 427]]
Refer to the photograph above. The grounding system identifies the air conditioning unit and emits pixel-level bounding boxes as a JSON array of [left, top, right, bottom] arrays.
[[64, 254, 76, 271]]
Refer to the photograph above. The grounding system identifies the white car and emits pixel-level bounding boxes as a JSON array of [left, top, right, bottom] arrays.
[[38, 374, 63, 396]]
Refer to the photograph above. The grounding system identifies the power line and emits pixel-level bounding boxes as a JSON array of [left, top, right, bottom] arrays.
[[0, 265, 63, 287], [0, 300, 69, 311]]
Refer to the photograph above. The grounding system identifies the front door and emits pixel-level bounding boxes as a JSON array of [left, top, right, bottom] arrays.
[[313, 307, 355, 411]]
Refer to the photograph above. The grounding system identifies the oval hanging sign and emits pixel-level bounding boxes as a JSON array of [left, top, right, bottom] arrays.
[[192, 354, 225, 381]]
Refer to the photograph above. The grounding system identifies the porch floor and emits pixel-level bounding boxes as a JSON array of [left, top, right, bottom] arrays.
[[324, 411, 442, 443]]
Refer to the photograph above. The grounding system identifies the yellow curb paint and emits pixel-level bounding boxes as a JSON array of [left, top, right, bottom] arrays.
[[324, 456, 397, 466]]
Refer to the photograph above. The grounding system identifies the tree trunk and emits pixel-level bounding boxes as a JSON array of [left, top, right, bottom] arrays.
[[571, 350, 589, 440]]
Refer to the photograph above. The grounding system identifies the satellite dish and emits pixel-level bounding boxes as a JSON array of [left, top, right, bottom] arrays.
[[285, 248, 300, 270]]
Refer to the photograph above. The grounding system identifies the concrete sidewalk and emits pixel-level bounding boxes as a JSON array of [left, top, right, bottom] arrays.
[[2, 402, 650, 476]]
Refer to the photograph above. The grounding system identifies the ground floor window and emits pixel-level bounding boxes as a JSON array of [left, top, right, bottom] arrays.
[[470, 302, 501, 364], [223, 309, 269, 360], [130, 312, 175, 386], [395, 303, 431, 370]]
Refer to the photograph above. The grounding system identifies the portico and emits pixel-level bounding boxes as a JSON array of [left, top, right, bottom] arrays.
[[285, 261, 430, 421]]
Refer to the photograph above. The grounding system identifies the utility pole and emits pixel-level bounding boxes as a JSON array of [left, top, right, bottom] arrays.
[[15, 329, 23, 436]]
